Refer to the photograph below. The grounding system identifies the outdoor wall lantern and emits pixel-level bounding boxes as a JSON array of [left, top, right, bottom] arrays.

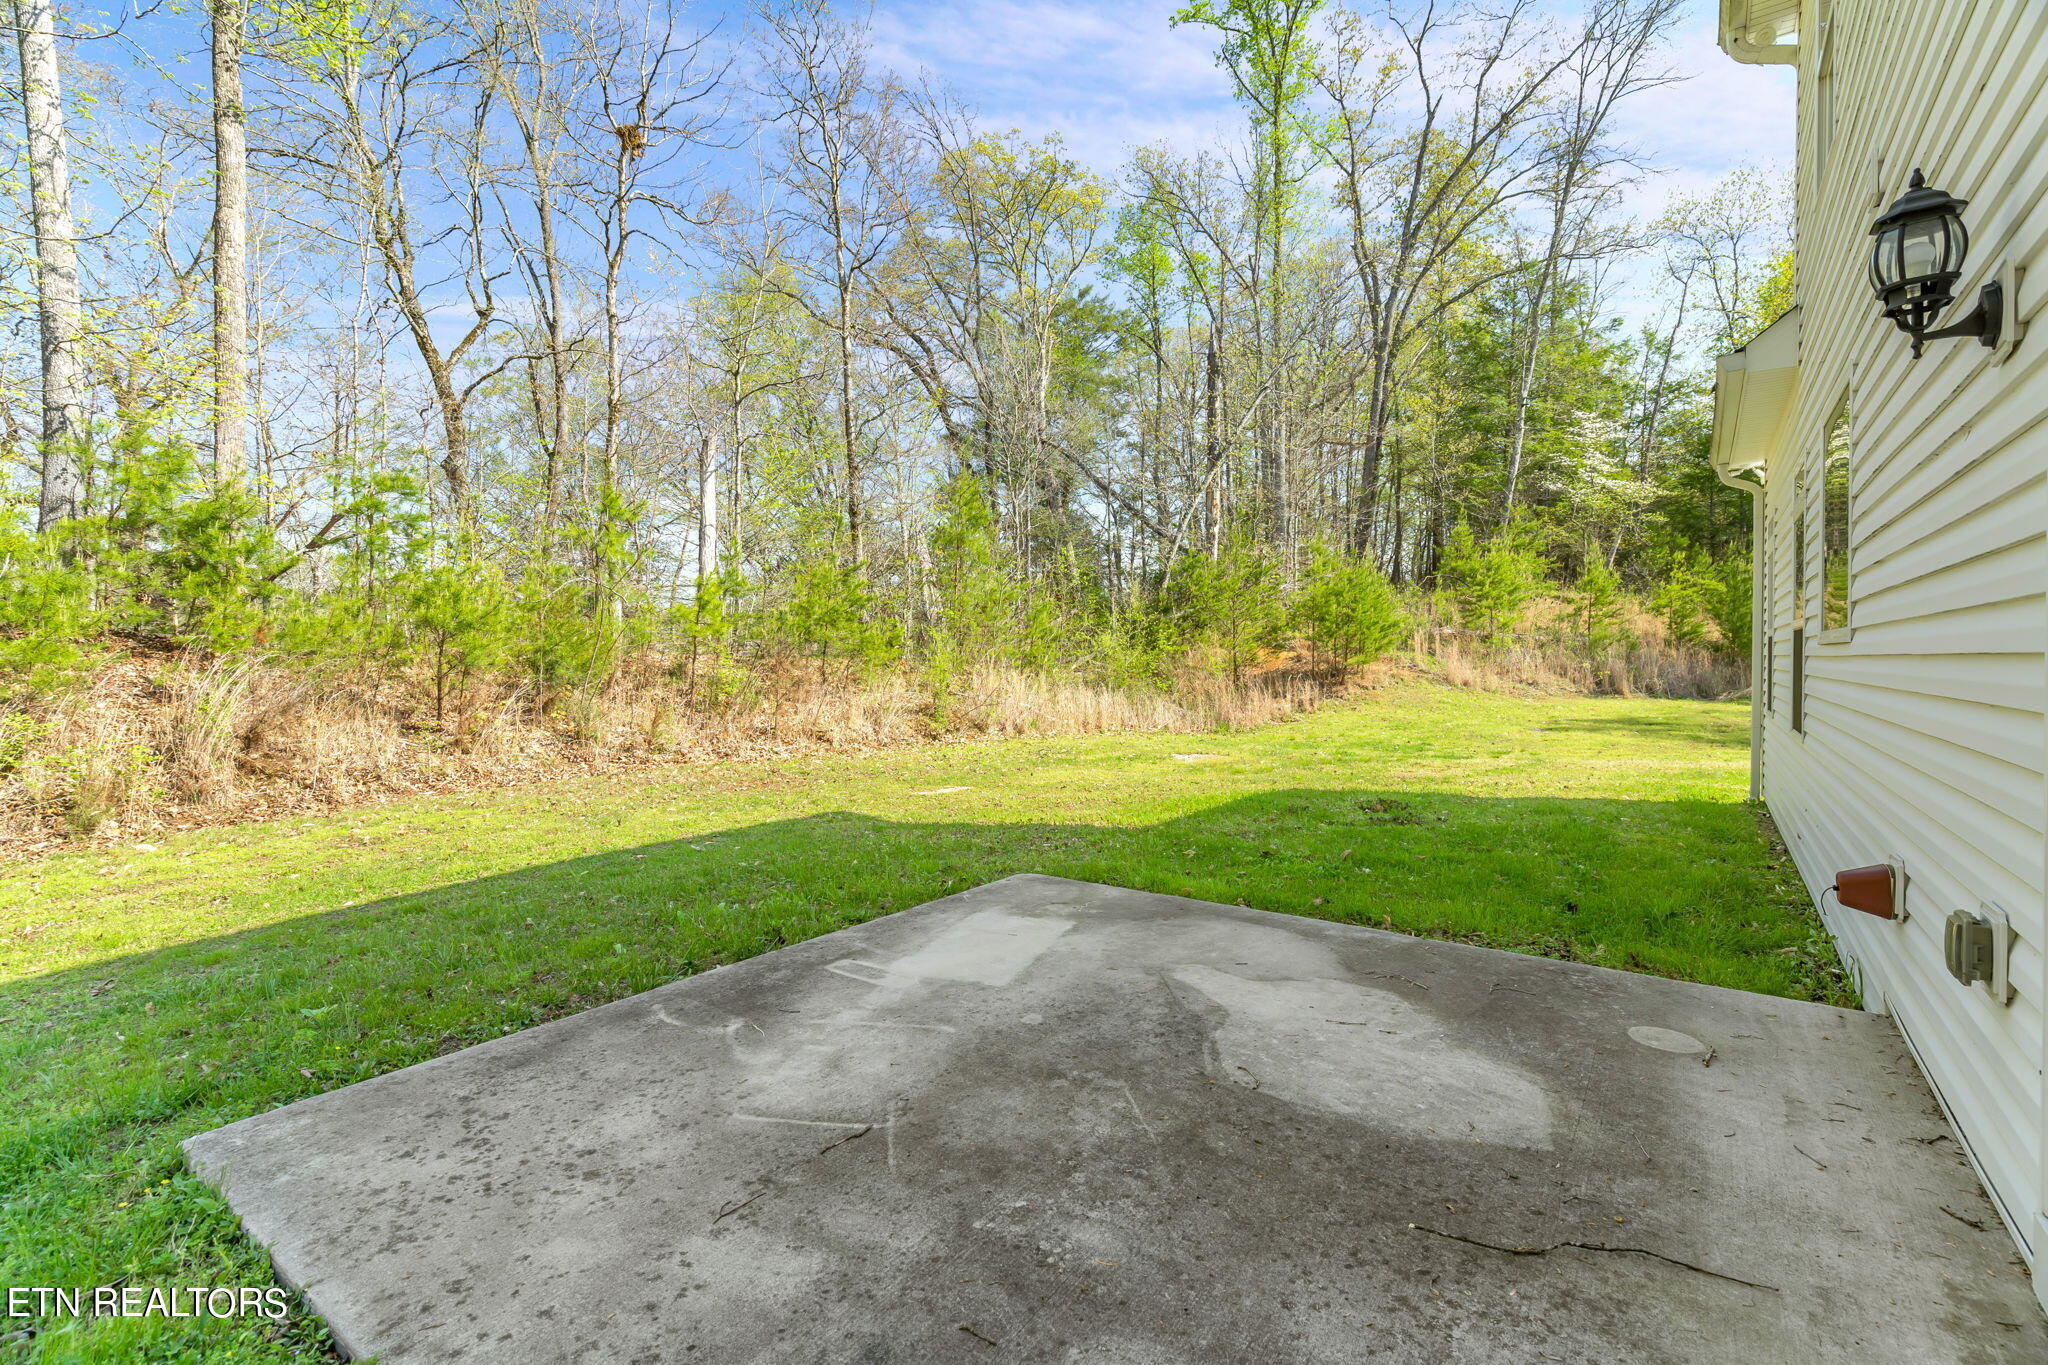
[[1868, 169, 2002, 358]]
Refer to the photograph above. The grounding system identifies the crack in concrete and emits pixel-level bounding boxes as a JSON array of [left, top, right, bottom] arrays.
[[1406, 1224, 1780, 1293]]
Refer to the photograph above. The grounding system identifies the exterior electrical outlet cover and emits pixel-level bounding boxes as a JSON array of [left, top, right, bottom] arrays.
[[1944, 910, 1994, 987]]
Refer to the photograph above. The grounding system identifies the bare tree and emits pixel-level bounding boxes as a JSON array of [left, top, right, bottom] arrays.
[[212, 0, 251, 488], [467, 0, 578, 546], [1316, 0, 1586, 560], [1498, 0, 1680, 520], [572, 0, 722, 601], [754, 0, 912, 566], [258, 9, 510, 527], [12, 0, 85, 528]]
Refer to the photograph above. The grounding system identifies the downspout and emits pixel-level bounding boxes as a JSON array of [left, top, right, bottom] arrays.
[[1715, 464, 1766, 801], [1721, 32, 1796, 65]]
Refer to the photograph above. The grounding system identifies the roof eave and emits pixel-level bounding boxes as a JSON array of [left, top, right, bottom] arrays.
[[1711, 306, 1803, 480]]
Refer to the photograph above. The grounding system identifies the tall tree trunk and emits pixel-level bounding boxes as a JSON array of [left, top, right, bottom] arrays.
[[1501, 247, 1558, 521], [597, 130, 630, 614], [1352, 339, 1395, 558], [537, 205, 568, 546], [211, 0, 249, 488], [697, 431, 719, 586], [14, 0, 84, 529], [837, 265, 861, 566], [1203, 330, 1222, 555]]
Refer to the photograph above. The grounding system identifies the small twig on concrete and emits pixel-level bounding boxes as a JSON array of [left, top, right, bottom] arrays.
[[959, 1323, 999, 1347], [712, 1188, 769, 1224], [1939, 1206, 1988, 1232], [1792, 1145, 1827, 1170], [1406, 1224, 1779, 1293], [818, 1125, 873, 1156], [1699, 1048, 1717, 1069], [1488, 981, 1535, 997], [1364, 972, 1430, 990]]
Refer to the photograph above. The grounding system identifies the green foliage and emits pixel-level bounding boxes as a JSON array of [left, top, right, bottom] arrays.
[[1089, 603, 1180, 690], [0, 510, 104, 699], [1292, 543, 1407, 676], [520, 563, 629, 706], [1568, 558, 1629, 657], [667, 566, 743, 705], [0, 711, 50, 775], [925, 475, 1022, 678], [1650, 550, 1752, 656], [1650, 553, 1713, 648], [1439, 518, 1545, 643], [406, 560, 516, 725], [1703, 557, 1753, 659], [77, 437, 292, 652], [1169, 534, 1285, 683], [669, 568, 733, 654], [1019, 596, 1065, 674], [770, 561, 899, 680]]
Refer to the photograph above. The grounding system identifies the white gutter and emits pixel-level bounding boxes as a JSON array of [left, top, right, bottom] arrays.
[[1710, 307, 1801, 803], [1714, 464, 1766, 802]]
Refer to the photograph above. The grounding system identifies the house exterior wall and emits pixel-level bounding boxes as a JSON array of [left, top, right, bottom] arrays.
[[1728, 0, 2048, 1288]]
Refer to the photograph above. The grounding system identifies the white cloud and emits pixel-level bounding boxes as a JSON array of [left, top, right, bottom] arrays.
[[867, 0, 1237, 171], [1607, 7, 1796, 219], [864, 1, 1793, 194]]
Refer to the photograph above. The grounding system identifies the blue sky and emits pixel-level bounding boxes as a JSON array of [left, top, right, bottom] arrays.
[[69, 0, 1791, 348], [828, 0, 1795, 324], [847, 0, 1795, 260], [94, 0, 1793, 234]]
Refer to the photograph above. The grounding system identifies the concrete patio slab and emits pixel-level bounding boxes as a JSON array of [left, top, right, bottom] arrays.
[[185, 875, 2046, 1363]]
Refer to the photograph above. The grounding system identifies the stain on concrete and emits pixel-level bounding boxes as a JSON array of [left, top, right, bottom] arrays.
[[884, 907, 1073, 985], [1628, 1024, 1709, 1054], [1172, 965, 1554, 1148]]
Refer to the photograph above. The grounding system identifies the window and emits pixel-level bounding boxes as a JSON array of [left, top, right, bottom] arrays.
[[1791, 627, 1805, 732], [1813, 7, 1835, 180], [1792, 482, 1807, 632], [1791, 477, 1807, 733], [1761, 522, 1775, 711], [1821, 399, 1851, 633]]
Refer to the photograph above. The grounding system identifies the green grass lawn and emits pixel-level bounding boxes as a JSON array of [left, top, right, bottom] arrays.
[[0, 681, 1841, 1362]]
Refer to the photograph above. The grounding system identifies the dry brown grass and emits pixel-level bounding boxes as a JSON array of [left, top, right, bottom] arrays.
[[0, 649, 1338, 858], [0, 604, 1745, 856], [1413, 627, 1745, 700]]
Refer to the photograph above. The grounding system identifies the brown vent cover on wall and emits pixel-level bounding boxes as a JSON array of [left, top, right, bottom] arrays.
[[1833, 864, 1897, 919]]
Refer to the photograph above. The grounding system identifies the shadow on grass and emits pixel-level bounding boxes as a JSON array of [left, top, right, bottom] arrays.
[[1532, 710, 1750, 740], [0, 785, 1839, 1362]]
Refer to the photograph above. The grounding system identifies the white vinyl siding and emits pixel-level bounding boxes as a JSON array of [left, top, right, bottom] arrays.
[[1748, 0, 2048, 1282]]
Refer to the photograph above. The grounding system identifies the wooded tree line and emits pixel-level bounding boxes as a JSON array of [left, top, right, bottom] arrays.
[[2, 0, 1792, 702]]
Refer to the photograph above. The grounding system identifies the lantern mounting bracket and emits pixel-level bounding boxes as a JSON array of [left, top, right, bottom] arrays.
[[1906, 279, 2002, 359]]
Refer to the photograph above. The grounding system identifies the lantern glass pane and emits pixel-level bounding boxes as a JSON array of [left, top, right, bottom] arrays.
[[1871, 225, 1900, 289], [1901, 219, 1942, 279]]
